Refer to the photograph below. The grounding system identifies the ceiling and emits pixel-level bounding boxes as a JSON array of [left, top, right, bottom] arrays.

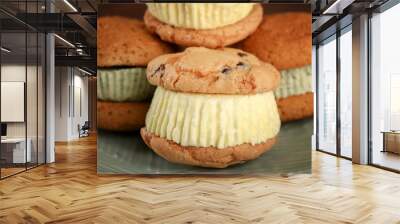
[[312, 0, 392, 44], [0, 0, 97, 73], [1, 0, 395, 74]]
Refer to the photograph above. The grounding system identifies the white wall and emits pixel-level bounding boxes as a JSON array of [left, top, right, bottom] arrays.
[[55, 66, 70, 141], [1, 65, 38, 138], [54, 67, 89, 141], [1, 65, 25, 81], [1, 63, 46, 164], [1, 82, 25, 122], [1, 65, 26, 140], [72, 74, 89, 138]]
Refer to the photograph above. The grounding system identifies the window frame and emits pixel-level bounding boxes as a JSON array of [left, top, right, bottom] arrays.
[[315, 23, 353, 160]]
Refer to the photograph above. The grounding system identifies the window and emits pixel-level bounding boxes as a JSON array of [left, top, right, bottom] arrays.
[[339, 27, 352, 158], [316, 25, 353, 159], [317, 35, 337, 154], [389, 75, 400, 130], [0, 1, 47, 179], [370, 3, 400, 171]]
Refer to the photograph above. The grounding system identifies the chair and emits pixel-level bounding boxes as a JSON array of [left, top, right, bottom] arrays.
[[79, 121, 90, 138]]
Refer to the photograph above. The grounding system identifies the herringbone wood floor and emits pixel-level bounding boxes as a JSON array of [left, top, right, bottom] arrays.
[[1, 135, 400, 224]]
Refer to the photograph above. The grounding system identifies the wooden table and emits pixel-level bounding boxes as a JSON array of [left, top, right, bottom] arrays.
[[1, 138, 31, 165], [381, 131, 400, 154]]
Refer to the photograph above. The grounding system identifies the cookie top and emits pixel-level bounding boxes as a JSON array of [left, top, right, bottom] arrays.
[[146, 47, 280, 94], [98, 16, 173, 67], [241, 12, 311, 70]]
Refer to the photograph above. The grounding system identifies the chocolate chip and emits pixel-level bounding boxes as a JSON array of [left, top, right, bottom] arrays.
[[221, 66, 232, 75], [236, 62, 247, 69], [152, 64, 165, 77], [237, 52, 247, 57]]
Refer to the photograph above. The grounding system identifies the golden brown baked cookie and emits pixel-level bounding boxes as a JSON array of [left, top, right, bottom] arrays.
[[98, 16, 172, 67], [143, 4, 263, 49], [146, 47, 280, 94], [97, 101, 149, 131], [141, 128, 277, 168], [241, 12, 311, 70], [277, 92, 313, 122]]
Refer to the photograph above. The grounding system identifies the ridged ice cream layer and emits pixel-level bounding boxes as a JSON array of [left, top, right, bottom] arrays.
[[145, 87, 281, 149], [97, 67, 155, 102], [146, 3, 254, 29], [274, 65, 312, 99]]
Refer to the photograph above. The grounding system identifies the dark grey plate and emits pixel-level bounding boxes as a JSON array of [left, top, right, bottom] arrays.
[[97, 118, 312, 175]]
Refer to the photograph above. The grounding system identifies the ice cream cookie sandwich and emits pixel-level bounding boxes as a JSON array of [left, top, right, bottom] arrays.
[[141, 47, 281, 168]]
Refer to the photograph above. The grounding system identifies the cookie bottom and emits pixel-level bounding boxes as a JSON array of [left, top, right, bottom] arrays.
[[97, 101, 149, 131], [144, 4, 262, 48], [140, 128, 277, 168], [277, 92, 313, 123]]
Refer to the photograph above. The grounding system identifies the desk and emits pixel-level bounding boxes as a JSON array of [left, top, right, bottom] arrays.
[[381, 131, 400, 154], [1, 138, 31, 163]]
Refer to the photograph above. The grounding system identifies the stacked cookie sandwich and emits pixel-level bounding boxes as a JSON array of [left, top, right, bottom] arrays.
[[242, 12, 313, 122], [141, 47, 281, 168], [143, 3, 263, 48], [97, 16, 172, 131]]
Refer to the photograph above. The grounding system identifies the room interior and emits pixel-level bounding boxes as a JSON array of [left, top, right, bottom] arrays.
[[0, 0, 400, 222], [0, 0, 96, 179], [313, 0, 400, 172]]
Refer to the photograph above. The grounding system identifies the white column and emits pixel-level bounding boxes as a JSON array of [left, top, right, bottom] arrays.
[[312, 45, 317, 150], [352, 14, 369, 164], [54, 67, 73, 141], [46, 32, 55, 163], [45, 0, 56, 163]]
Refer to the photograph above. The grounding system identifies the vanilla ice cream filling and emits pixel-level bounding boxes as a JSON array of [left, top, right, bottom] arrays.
[[98, 67, 155, 102], [274, 65, 312, 99], [146, 3, 254, 29], [145, 87, 281, 149]]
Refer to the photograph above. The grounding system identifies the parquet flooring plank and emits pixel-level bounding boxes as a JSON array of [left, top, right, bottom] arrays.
[[0, 135, 400, 223]]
